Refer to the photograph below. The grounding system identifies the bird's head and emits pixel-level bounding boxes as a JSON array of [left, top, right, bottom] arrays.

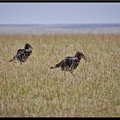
[[75, 51, 87, 61], [25, 43, 33, 49]]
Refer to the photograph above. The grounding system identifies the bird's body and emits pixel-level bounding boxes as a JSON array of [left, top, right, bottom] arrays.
[[9, 43, 33, 64], [50, 51, 86, 76]]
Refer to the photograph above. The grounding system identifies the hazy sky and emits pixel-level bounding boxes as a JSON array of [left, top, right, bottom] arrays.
[[0, 3, 120, 24]]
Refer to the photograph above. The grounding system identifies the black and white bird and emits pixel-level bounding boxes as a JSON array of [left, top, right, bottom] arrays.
[[50, 51, 87, 76], [9, 43, 33, 64]]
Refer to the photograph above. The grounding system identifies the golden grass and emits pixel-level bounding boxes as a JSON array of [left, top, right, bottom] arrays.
[[0, 33, 120, 117]]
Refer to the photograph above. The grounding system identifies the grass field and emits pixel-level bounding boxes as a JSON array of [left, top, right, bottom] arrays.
[[0, 33, 120, 117]]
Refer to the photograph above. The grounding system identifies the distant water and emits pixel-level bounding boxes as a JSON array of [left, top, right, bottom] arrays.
[[0, 23, 120, 34]]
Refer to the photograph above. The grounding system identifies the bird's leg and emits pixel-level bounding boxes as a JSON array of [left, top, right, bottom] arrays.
[[70, 71, 75, 77], [63, 71, 66, 78], [20, 62, 22, 66]]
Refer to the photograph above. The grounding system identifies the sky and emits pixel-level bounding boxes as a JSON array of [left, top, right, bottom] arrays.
[[0, 3, 120, 24]]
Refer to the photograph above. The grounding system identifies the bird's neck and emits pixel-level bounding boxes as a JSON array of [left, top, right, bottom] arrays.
[[25, 46, 29, 49]]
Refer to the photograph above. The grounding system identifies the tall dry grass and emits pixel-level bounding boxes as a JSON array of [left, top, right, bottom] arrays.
[[0, 33, 120, 117]]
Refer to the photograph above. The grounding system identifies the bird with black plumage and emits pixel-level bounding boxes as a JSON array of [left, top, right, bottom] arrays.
[[9, 43, 33, 65], [50, 51, 87, 76]]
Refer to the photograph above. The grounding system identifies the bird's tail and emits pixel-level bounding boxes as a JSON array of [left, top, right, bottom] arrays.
[[50, 66, 55, 69], [50, 61, 63, 69], [9, 56, 17, 62], [9, 59, 14, 62]]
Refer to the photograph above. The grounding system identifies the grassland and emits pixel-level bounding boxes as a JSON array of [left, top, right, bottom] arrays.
[[0, 33, 120, 117]]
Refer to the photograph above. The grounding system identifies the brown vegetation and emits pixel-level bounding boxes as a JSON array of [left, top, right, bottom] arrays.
[[0, 33, 120, 117]]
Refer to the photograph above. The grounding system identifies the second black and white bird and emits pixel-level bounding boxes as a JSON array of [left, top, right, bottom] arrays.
[[9, 43, 33, 64]]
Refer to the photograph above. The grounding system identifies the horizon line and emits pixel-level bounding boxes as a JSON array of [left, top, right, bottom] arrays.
[[0, 23, 120, 25]]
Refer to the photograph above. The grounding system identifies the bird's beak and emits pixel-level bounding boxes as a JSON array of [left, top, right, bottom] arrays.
[[82, 54, 87, 61]]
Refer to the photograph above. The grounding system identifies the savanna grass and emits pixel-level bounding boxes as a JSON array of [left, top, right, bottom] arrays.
[[0, 33, 120, 117]]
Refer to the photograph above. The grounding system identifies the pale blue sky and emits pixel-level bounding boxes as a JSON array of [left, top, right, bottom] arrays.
[[0, 3, 120, 24]]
